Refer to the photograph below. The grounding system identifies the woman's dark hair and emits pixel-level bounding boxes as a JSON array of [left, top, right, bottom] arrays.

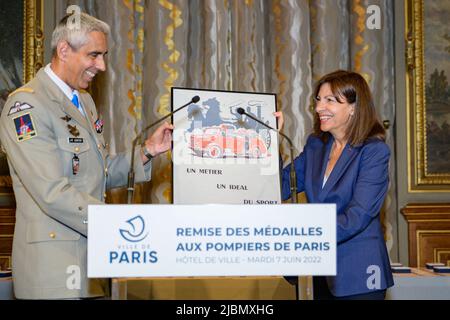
[[312, 70, 385, 145]]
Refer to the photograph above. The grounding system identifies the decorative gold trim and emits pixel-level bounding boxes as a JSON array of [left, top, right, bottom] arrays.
[[405, 219, 450, 223], [352, 0, 369, 76], [406, 0, 450, 192], [433, 249, 450, 263], [405, 0, 413, 192], [416, 230, 450, 266], [0, 177, 12, 189], [24, 0, 44, 83], [0, 256, 12, 269], [403, 204, 450, 209]]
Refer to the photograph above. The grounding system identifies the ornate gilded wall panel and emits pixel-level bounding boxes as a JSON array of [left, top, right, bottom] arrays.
[[405, 0, 450, 191], [401, 203, 450, 267]]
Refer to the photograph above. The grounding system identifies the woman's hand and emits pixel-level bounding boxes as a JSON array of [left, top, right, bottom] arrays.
[[273, 111, 284, 131]]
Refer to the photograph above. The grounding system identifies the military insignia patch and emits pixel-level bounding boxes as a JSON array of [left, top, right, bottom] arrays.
[[13, 113, 37, 142], [8, 102, 34, 116], [72, 154, 80, 175], [67, 124, 80, 137], [94, 118, 104, 134], [61, 115, 72, 122]]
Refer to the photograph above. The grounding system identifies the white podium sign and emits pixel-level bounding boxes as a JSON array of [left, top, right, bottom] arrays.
[[88, 204, 336, 278]]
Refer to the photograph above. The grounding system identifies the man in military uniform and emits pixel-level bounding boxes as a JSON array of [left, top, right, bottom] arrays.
[[0, 13, 173, 299]]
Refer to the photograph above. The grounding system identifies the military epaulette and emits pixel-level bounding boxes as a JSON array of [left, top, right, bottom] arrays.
[[8, 87, 34, 98]]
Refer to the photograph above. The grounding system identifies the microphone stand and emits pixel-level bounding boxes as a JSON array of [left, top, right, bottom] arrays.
[[237, 109, 297, 203], [127, 97, 200, 204], [237, 108, 304, 300], [112, 96, 200, 299]]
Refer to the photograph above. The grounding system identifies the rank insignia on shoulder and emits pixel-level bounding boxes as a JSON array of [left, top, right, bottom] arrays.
[[94, 118, 104, 134], [7, 87, 34, 98], [67, 124, 80, 137], [13, 113, 37, 142], [8, 102, 34, 116]]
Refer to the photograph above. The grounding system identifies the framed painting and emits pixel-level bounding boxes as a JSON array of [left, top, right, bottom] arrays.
[[171, 87, 281, 205], [0, 0, 43, 191], [406, 0, 450, 191]]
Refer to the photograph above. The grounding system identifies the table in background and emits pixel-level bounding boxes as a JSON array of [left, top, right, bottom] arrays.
[[386, 268, 450, 300]]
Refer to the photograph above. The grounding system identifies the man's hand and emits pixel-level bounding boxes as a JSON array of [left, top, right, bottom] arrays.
[[141, 122, 174, 163]]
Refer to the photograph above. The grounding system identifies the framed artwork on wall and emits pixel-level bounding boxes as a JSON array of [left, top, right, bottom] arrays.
[[406, 0, 450, 192]]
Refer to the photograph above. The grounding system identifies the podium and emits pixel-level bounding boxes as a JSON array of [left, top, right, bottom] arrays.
[[88, 204, 336, 300], [110, 276, 311, 300]]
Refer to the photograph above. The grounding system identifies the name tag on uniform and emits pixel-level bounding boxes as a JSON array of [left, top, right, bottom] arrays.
[[68, 137, 84, 144]]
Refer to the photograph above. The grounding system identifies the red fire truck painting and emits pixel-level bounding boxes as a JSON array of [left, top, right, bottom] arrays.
[[188, 124, 269, 159]]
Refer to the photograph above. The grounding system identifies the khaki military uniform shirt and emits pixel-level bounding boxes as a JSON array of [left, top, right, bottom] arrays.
[[0, 69, 151, 299]]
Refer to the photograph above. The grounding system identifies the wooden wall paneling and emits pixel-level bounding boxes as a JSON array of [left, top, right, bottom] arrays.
[[401, 203, 450, 267], [0, 207, 16, 270]]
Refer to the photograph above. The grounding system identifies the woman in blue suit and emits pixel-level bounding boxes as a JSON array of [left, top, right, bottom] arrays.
[[278, 70, 394, 300]]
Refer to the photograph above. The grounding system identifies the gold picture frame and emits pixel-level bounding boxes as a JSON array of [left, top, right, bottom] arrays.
[[0, 0, 43, 191], [24, 0, 44, 83], [406, 0, 450, 192]]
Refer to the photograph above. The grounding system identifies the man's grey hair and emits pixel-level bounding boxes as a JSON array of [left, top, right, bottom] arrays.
[[51, 12, 110, 56]]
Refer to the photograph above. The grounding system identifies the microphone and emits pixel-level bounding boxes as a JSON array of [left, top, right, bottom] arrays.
[[236, 108, 298, 204], [237, 107, 300, 294], [127, 95, 200, 204]]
